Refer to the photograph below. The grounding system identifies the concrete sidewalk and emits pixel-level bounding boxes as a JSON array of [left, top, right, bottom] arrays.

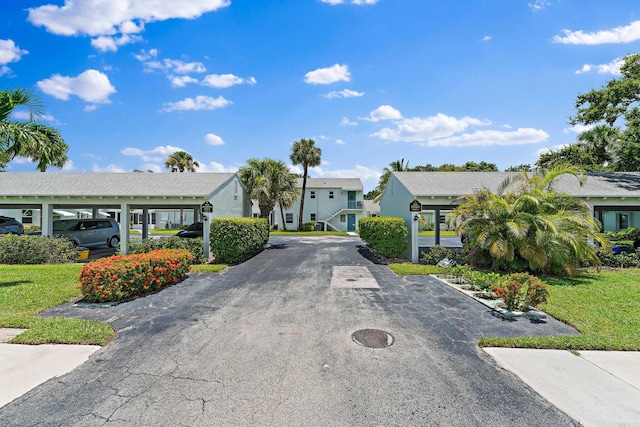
[[0, 330, 100, 408], [485, 348, 640, 426]]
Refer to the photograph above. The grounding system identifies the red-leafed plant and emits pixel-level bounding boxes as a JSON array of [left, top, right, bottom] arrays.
[[492, 272, 549, 312], [78, 249, 194, 303]]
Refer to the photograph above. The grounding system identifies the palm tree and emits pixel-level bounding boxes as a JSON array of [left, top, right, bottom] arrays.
[[238, 158, 299, 222], [290, 138, 321, 231], [577, 124, 619, 166], [164, 151, 200, 172], [373, 158, 410, 202], [0, 88, 69, 171], [277, 175, 299, 231], [451, 165, 606, 276]]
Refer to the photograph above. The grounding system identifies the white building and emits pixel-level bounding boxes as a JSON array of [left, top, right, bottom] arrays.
[[275, 178, 367, 232]]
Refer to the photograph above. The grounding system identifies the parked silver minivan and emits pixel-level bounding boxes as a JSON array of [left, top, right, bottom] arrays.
[[53, 218, 120, 248]]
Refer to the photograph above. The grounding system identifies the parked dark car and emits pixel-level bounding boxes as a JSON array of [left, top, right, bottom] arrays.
[[176, 222, 203, 238], [0, 216, 24, 235]]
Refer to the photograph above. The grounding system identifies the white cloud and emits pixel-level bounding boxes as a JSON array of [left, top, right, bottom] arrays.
[[11, 110, 57, 123], [553, 20, 640, 45], [61, 159, 75, 171], [305, 64, 350, 85], [482, 35, 492, 42], [424, 128, 549, 147], [169, 75, 199, 88], [37, 69, 116, 104], [0, 66, 10, 77], [162, 95, 231, 112], [528, 0, 550, 11], [27, 0, 231, 51], [204, 133, 225, 145], [137, 163, 163, 173], [335, 139, 346, 145], [91, 163, 127, 173], [91, 33, 143, 52], [323, 89, 364, 99], [0, 39, 28, 65], [313, 164, 381, 182], [341, 117, 357, 126], [121, 145, 184, 162], [202, 74, 257, 88], [563, 124, 594, 134], [576, 57, 624, 76], [321, 0, 379, 4], [360, 105, 403, 122], [198, 161, 238, 173], [141, 58, 206, 74], [372, 112, 503, 144]]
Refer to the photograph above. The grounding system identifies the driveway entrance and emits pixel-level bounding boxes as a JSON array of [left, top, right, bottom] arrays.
[[0, 235, 577, 426]]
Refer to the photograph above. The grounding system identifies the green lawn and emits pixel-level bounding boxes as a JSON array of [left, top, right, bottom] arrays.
[[0, 262, 226, 345], [0, 264, 116, 345], [418, 230, 458, 237], [390, 263, 640, 351]]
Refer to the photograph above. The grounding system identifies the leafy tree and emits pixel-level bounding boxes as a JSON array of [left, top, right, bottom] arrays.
[[164, 151, 200, 172], [571, 53, 640, 171], [505, 164, 533, 172], [535, 143, 604, 171], [451, 166, 606, 276], [289, 138, 321, 231], [238, 158, 298, 220], [0, 87, 69, 171], [460, 161, 498, 172]]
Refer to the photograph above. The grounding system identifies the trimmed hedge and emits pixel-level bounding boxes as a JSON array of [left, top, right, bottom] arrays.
[[210, 218, 269, 264], [78, 249, 194, 303], [124, 236, 206, 264], [358, 217, 408, 258], [0, 234, 77, 264]]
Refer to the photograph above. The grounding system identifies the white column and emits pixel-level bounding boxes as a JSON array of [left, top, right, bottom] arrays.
[[120, 203, 130, 255], [202, 213, 211, 261], [41, 203, 54, 237], [411, 213, 420, 263]]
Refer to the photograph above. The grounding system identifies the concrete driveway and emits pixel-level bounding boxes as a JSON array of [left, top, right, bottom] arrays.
[[0, 235, 578, 426]]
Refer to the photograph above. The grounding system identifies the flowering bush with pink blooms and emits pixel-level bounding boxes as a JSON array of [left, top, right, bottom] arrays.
[[78, 249, 194, 303]]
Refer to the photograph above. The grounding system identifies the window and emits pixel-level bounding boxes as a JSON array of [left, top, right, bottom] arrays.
[[310, 191, 316, 199], [310, 213, 316, 222], [340, 214, 346, 223], [329, 191, 334, 199], [619, 213, 629, 229], [21, 209, 33, 224], [286, 213, 293, 223]]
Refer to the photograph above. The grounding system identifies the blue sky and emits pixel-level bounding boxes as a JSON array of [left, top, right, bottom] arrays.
[[1, 0, 639, 191]]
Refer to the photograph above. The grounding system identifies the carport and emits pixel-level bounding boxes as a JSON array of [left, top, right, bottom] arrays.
[[0, 173, 252, 255]]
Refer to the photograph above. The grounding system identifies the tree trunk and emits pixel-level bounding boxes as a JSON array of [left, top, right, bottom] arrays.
[[298, 165, 307, 231], [280, 204, 287, 231]]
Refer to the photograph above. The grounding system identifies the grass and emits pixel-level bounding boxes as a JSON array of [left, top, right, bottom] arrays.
[[390, 263, 640, 351], [0, 261, 227, 345], [0, 264, 116, 345], [270, 230, 349, 236], [418, 230, 458, 237]]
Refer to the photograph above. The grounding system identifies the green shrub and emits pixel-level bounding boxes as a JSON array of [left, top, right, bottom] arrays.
[[124, 236, 206, 264], [23, 225, 41, 234], [0, 235, 77, 264], [301, 222, 315, 232], [591, 247, 640, 268], [420, 245, 467, 266], [78, 249, 194, 303], [210, 218, 269, 264], [358, 217, 408, 258]]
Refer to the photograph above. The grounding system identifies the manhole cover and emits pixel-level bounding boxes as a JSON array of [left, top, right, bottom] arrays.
[[351, 329, 394, 348]]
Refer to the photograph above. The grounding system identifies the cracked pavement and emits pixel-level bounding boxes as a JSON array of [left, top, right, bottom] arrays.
[[0, 235, 579, 426]]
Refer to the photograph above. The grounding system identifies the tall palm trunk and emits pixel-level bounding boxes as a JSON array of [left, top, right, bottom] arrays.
[[298, 165, 308, 231]]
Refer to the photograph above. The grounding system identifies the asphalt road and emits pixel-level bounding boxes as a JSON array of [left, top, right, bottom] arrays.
[[0, 235, 579, 426]]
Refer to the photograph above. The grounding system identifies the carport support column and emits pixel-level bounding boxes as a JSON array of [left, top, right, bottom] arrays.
[[41, 203, 54, 237], [434, 209, 441, 246], [120, 203, 130, 255], [142, 208, 149, 239], [411, 213, 419, 263]]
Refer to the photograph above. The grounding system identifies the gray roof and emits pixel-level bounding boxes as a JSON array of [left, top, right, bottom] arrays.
[[0, 173, 237, 197], [392, 171, 640, 198], [297, 178, 363, 190]]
